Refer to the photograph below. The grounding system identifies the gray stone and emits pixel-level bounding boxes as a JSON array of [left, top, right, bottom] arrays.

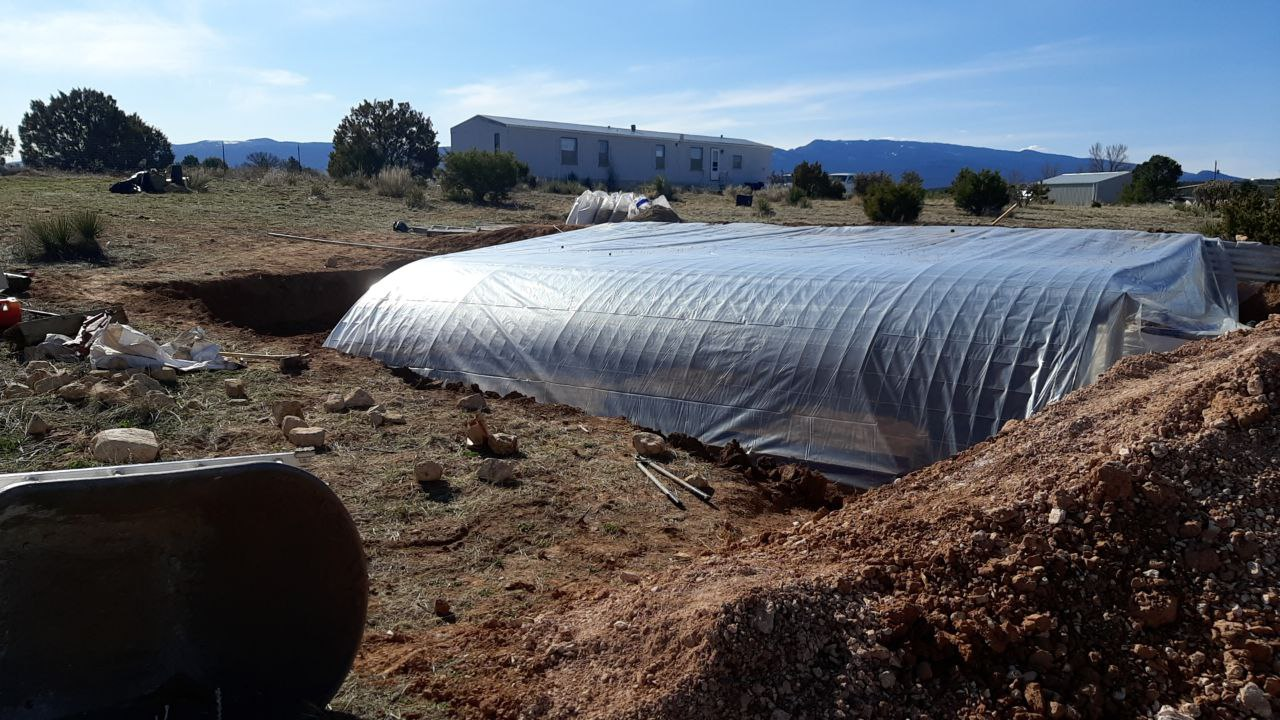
[[122, 373, 164, 397], [89, 381, 126, 405], [878, 670, 896, 689], [92, 428, 160, 464], [148, 366, 179, 384], [477, 458, 516, 484], [457, 393, 489, 412], [1239, 682, 1272, 718], [414, 460, 444, 484], [323, 393, 346, 412], [631, 432, 668, 457], [287, 426, 326, 447], [57, 381, 90, 401], [342, 388, 375, 409], [224, 378, 248, 399], [32, 372, 73, 395], [280, 415, 306, 435], [140, 391, 176, 411]]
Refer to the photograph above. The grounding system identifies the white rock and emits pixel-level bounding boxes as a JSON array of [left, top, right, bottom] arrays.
[[477, 458, 516, 484], [92, 428, 160, 464], [632, 432, 668, 457], [1048, 507, 1066, 525], [457, 393, 489, 412], [342, 388, 375, 409], [414, 460, 444, 484], [286, 426, 326, 447]]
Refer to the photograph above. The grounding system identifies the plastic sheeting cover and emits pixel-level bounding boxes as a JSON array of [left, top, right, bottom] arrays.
[[325, 223, 1238, 483]]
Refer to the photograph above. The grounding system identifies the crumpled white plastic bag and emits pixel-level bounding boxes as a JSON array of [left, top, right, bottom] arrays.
[[89, 323, 242, 371]]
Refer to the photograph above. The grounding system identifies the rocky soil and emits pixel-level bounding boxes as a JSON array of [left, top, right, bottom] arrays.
[[474, 318, 1280, 719]]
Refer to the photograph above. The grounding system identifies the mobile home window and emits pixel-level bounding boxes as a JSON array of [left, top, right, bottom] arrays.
[[493, 133, 501, 151], [732, 154, 742, 170], [655, 144, 665, 170], [598, 140, 609, 167], [689, 147, 703, 172], [560, 137, 577, 165]]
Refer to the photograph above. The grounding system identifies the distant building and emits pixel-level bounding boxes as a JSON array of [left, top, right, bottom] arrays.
[[449, 115, 773, 187], [1042, 171, 1132, 205]]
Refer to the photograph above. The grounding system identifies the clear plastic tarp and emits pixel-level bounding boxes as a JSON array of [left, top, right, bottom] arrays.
[[325, 223, 1238, 483]]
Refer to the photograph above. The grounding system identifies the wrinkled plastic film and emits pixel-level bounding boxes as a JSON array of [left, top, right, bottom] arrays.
[[325, 224, 1238, 483]]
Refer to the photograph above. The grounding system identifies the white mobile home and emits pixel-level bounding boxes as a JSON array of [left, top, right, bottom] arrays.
[[450, 115, 773, 187], [1042, 171, 1132, 206]]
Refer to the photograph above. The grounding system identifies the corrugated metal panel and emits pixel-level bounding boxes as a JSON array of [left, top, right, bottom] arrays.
[[1043, 171, 1131, 185], [1207, 239, 1280, 284], [1047, 184, 1096, 206]]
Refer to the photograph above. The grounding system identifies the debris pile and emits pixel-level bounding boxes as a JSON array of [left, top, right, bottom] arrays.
[[501, 319, 1280, 719]]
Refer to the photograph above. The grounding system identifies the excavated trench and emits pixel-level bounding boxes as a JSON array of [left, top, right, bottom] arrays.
[[157, 267, 397, 336]]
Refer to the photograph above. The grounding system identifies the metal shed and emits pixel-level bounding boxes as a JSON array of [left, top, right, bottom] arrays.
[[1042, 171, 1132, 205]]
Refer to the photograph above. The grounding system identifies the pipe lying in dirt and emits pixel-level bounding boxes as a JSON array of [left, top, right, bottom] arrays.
[[265, 232, 435, 255]]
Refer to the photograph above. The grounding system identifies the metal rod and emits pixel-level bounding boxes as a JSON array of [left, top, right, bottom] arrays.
[[638, 457, 713, 504], [265, 232, 434, 255], [635, 461, 684, 509]]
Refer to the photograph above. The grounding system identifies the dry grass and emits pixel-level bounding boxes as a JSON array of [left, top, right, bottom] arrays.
[[372, 167, 415, 198]]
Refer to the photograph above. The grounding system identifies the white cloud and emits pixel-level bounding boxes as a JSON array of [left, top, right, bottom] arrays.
[[253, 69, 309, 87], [0, 8, 220, 75]]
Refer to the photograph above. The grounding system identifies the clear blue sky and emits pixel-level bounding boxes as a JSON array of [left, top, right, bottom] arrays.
[[2, 1, 1277, 177]]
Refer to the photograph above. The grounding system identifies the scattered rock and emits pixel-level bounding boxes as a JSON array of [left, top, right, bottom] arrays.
[[91, 428, 160, 464], [1048, 507, 1066, 525], [457, 393, 489, 412], [122, 373, 164, 397], [1239, 682, 1272, 718], [224, 378, 248, 399], [878, 670, 896, 689], [270, 400, 306, 427], [477, 458, 516, 484], [414, 460, 444, 484], [323, 393, 346, 412], [148, 366, 179, 384], [286, 426, 326, 447], [684, 472, 714, 494], [433, 598, 451, 616], [465, 415, 490, 448], [343, 388, 375, 410], [3, 382, 33, 399], [487, 432, 519, 456], [57, 382, 89, 401], [32, 372, 73, 395], [619, 571, 641, 584], [280, 415, 306, 435], [25, 414, 49, 436], [88, 381, 126, 405], [632, 432, 668, 458], [140, 391, 177, 411]]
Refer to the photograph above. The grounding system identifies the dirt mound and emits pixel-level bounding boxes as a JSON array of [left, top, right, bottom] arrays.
[[411, 224, 576, 255], [492, 319, 1280, 719]]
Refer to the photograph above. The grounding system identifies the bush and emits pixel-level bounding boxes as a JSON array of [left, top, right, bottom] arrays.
[[1221, 185, 1280, 243], [754, 197, 775, 217], [853, 171, 893, 197], [952, 168, 1010, 216], [372, 166, 415, 197], [0, 126, 13, 159], [862, 180, 925, 223], [405, 185, 429, 210], [16, 211, 107, 263], [309, 181, 329, 201], [652, 175, 679, 201], [181, 154, 199, 167], [792, 160, 843, 199], [545, 179, 583, 195], [1194, 180, 1233, 211], [787, 185, 806, 205], [202, 156, 227, 171], [336, 174, 371, 191], [184, 168, 213, 192], [329, 99, 439, 179], [244, 151, 282, 170], [1120, 154, 1183, 204], [899, 170, 923, 188], [19, 88, 172, 171], [439, 149, 523, 204]]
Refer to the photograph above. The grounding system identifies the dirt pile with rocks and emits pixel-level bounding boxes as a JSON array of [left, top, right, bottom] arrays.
[[499, 319, 1280, 719]]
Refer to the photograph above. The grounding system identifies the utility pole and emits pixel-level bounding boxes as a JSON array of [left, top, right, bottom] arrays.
[[221, 141, 226, 166], [1213, 161, 1218, 181]]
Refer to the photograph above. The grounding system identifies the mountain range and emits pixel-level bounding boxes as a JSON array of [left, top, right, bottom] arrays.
[[173, 137, 1234, 185], [771, 139, 1233, 187]]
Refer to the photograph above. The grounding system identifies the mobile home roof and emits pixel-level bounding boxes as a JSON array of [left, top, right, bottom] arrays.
[[472, 115, 772, 149]]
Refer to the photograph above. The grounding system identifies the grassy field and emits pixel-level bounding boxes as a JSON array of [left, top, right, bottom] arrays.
[[1, 170, 1218, 271]]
